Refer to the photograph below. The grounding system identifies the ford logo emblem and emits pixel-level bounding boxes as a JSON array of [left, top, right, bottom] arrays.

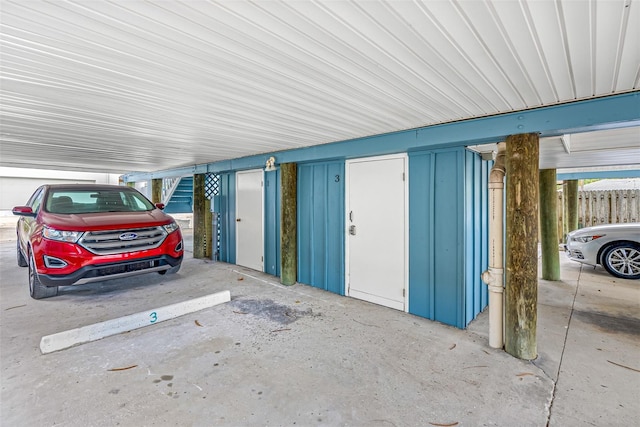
[[119, 233, 138, 241]]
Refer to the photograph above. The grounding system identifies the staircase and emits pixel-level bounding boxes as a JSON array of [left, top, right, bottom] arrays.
[[163, 177, 193, 214]]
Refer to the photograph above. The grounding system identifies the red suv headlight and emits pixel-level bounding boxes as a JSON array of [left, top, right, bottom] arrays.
[[162, 221, 180, 234], [43, 226, 84, 243]]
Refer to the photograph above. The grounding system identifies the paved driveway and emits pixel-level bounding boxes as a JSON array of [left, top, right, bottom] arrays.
[[1, 222, 638, 426]]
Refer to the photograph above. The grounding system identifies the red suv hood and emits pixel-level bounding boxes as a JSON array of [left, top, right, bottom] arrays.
[[41, 209, 175, 231]]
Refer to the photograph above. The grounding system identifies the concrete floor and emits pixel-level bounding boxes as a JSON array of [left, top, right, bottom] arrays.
[[1, 218, 638, 426]]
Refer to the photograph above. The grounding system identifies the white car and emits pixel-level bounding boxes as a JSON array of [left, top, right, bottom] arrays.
[[565, 223, 640, 279]]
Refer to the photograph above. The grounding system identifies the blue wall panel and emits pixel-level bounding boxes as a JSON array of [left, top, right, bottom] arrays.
[[409, 149, 465, 328], [480, 161, 490, 310], [298, 161, 345, 295], [464, 151, 490, 326], [409, 148, 490, 328], [432, 150, 464, 327], [264, 170, 281, 277], [215, 172, 236, 264], [298, 167, 313, 284], [408, 153, 433, 319]]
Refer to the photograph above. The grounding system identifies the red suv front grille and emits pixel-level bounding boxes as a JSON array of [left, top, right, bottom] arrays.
[[79, 226, 167, 255]]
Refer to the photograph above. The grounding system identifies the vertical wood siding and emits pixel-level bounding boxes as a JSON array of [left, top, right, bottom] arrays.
[[214, 173, 236, 264], [264, 170, 281, 277], [464, 151, 490, 325], [409, 149, 465, 327], [409, 148, 489, 328], [297, 161, 345, 294]]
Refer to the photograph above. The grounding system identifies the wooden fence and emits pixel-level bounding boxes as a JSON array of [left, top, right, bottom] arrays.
[[557, 189, 639, 234]]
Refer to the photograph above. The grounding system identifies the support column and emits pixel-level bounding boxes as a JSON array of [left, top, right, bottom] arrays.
[[280, 163, 297, 286], [540, 169, 560, 281], [193, 174, 212, 259], [565, 179, 579, 233], [151, 178, 162, 204], [505, 133, 539, 360]]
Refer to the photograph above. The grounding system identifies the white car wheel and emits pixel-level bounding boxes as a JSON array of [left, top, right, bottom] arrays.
[[602, 243, 640, 280]]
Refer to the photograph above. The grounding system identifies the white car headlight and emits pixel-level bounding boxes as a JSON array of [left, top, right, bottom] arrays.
[[573, 235, 604, 243], [43, 226, 84, 243], [163, 221, 180, 234]]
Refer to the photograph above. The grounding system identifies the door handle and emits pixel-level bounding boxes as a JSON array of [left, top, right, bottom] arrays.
[[236, 218, 241, 222], [349, 225, 356, 235]]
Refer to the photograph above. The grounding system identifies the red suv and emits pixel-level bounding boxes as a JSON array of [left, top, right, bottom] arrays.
[[13, 184, 184, 299]]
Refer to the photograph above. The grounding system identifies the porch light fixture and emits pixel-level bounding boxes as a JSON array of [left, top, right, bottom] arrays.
[[265, 156, 277, 172]]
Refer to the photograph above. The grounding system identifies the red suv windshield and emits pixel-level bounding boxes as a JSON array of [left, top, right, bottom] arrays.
[[45, 189, 156, 214]]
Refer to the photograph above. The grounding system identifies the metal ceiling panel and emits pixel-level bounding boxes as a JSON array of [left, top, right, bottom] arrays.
[[469, 127, 640, 169], [1, 0, 638, 174], [540, 127, 640, 169]]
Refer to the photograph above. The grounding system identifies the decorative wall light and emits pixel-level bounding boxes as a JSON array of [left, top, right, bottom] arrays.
[[265, 156, 277, 172]]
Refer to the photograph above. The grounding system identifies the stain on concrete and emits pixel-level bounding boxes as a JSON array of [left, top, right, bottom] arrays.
[[229, 298, 318, 324], [154, 375, 174, 384], [573, 310, 640, 336]]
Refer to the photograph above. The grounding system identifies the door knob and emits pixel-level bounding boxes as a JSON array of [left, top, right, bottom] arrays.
[[236, 218, 241, 222], [349, 225, 356, 235]]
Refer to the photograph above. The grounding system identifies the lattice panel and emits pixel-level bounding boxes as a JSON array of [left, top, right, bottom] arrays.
[[204, 173, 221, 259], [205, 173, 219, 199]]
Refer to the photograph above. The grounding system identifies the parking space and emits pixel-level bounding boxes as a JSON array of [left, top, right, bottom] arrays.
[[541, 260, 640, 426], [1, 220, 638, 426]]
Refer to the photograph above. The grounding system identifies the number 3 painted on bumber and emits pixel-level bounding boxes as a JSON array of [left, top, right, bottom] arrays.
[[149, 312, 158, 323]]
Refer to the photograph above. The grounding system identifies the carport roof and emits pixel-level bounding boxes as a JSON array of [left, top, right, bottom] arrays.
[[0, 0, 639, 175]]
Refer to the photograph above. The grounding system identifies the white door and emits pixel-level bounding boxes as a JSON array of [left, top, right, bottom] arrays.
[[236, 169, 264, 271], [346, 155, 407, 311]]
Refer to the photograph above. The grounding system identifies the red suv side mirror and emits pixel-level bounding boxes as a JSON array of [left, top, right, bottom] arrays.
[[12, 206, 36, 217]]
